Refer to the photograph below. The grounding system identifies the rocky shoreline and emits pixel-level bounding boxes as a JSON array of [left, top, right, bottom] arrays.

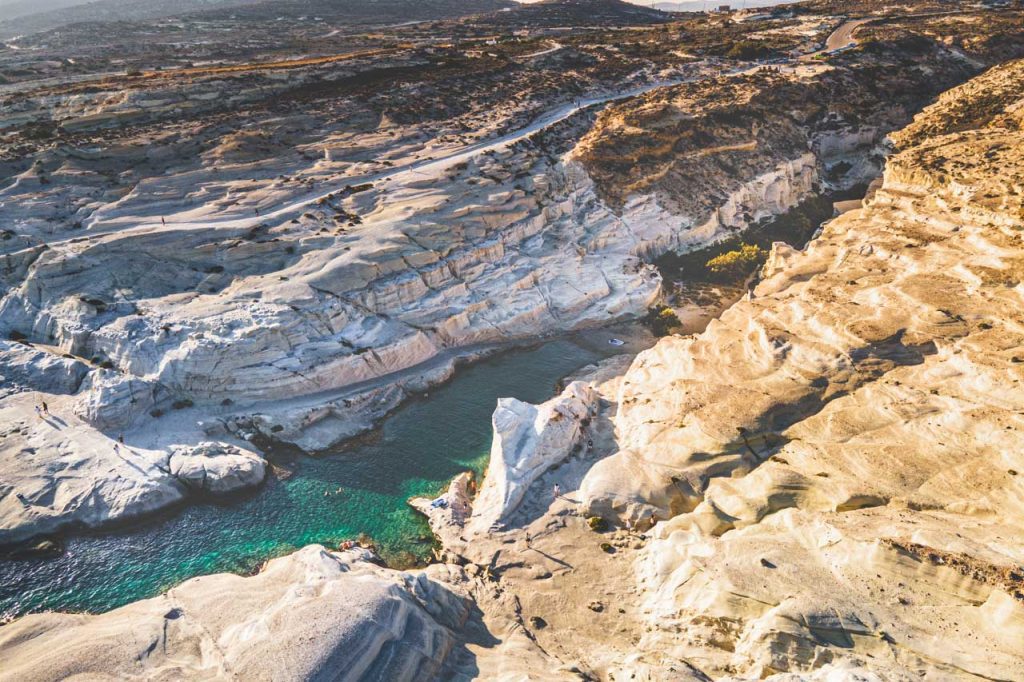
[[6, 4, 1010, 556], [2, 2, 1024, 678], [3, 55, 1024, 678]]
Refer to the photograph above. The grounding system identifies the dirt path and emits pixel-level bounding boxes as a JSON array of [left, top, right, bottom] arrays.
[[801, 17, 874, 61]]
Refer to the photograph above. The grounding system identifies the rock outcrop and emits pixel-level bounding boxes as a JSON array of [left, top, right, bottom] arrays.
[[2, 7, 1019, 545], [168, 441, 266, 494], [0, 545, 471, 682], [4, 12, 1024, 682], [0, 392, 266, 546], [469, 381, 597, 533], [576, 57, 1024, 679]]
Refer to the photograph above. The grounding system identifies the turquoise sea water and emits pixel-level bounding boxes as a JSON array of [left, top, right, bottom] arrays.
[[0, 335, 628, 621]]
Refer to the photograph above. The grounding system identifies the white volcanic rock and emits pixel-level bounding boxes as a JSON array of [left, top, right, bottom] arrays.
[[411, 381, 600, 544], [72, 370, 160, 431], [468, 381, 597, 534], [0, 392, 185, 546], [617, 153, 818, 261], [0, 55, 854, 546], [0, 545, 471, 682], [169, 441, 265, 494], [228, 345, 493, 453], [0, 392, 266, 546], [578, 59, 1024, 679], [0, 100, 818, 423], [0, 91, 823, 541], [0, 339, 88, 397]]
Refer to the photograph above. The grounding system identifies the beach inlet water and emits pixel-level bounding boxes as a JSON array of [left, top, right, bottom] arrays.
[[0, 334, 637, 621]]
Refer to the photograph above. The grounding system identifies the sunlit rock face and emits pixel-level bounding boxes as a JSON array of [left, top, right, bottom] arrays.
[[0, 10, 1003, 548], [469, 381, 598, 533], [580, 58, 1024, 679]]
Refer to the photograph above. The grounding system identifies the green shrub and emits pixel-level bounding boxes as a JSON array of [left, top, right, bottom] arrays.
[[725, 40, 776, 60], [645, 305, 682, 336], [705, 243, 767, 281]]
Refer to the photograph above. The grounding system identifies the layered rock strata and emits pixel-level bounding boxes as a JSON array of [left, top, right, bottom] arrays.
[[0, 48, 981, 543], [3, 58, 1024, 680]]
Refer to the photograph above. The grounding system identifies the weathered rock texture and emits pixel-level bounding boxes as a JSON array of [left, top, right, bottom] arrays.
[[0, 393, 267, 546], [469, 381, 597, 533], [4, 58, 1024, 681], [0, 546, 471, 682], [1, 8, 1019, 544], [576, 57, 1024, 679]]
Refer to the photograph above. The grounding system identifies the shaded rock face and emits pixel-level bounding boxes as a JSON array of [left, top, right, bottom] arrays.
[[0, 546, 470, 682], [0, 339, 88, 397], [579, 58, 1024, 679]]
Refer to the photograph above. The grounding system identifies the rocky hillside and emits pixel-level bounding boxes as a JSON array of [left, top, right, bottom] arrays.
[[1, 3, 1021, 555], [891, 56, 1024, 144], [0, 0, 515, 41], [574, 57, 1024, 678], [574, 22, 1004, 216], [479, 0, 671, 27], [3, 55, 1022, 681]]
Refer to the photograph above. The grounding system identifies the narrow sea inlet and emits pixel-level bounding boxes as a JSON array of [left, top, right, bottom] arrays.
[[0, 333, 641, 621]]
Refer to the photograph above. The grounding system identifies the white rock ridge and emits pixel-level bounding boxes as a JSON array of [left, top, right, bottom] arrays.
[[0, 546, 471, 682], [469, 381, 597, 534], [577, 58, 1024, 679]]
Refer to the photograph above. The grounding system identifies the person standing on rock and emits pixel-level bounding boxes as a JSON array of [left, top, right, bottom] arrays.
[[34, 405, 42, 420], [40, 401, 48, 415], [553, 483, 561, 500]]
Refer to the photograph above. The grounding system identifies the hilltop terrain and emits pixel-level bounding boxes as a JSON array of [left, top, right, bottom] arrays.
[[0, 0, 515, 41]]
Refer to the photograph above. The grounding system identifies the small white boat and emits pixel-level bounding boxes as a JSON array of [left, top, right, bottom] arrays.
[[608, 338, 625, 347]]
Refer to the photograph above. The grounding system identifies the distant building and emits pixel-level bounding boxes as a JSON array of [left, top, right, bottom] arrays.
[[717, 4, 730, 10]]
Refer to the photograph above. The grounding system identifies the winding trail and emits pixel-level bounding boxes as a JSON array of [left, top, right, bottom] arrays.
[[800, 17, 874, 61], [519, 40, 565, 60], [80, 76, 694, 237], [823, 17, 873, 52]]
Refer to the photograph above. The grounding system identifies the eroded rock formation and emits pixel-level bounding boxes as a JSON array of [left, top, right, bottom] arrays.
[[3, 11, 1024, 682], [0, 546, 472, 681], [574, 57, 1024, 679]]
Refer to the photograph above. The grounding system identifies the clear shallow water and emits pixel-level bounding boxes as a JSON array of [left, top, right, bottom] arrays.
[[0, 335, 627, 621]]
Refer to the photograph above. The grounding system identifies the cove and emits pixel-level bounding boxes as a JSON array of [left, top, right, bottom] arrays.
[[0, 332, 645, 621]]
